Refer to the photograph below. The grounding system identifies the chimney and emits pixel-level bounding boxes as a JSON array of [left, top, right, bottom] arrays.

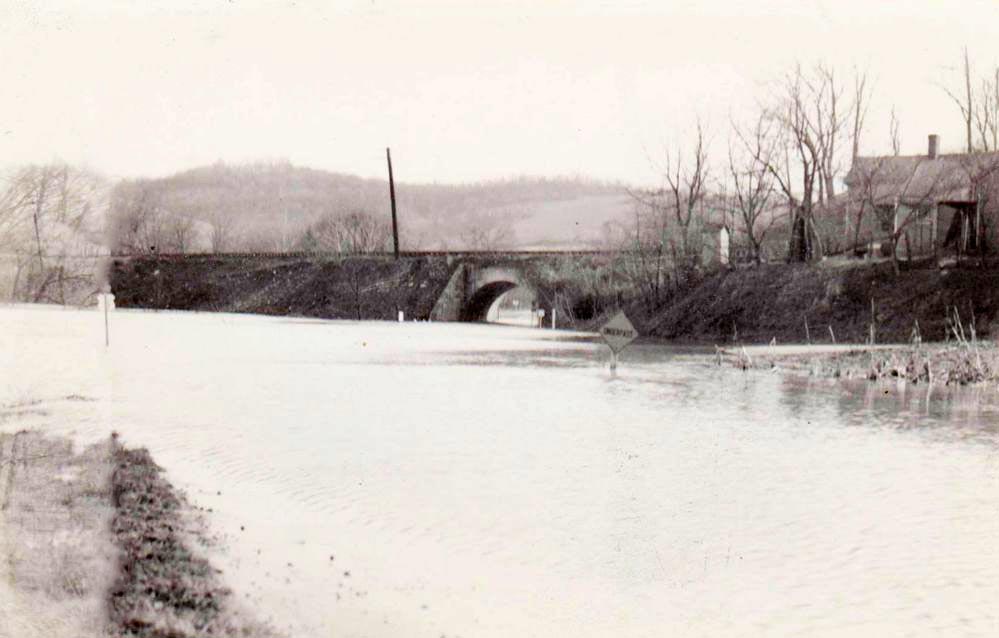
[[928, 134, 939, 159]]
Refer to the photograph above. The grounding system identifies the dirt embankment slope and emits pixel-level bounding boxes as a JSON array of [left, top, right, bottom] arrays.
[[646, 260, 999, 344], [110, 254, 453, 321]]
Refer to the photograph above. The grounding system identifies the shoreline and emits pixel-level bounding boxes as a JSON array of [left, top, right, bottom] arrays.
[[108, 436, 276, 637], [712, 341, 999, 385], [2, 304, 997, 638]]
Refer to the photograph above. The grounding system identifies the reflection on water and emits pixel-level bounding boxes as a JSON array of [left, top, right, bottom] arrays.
[[779, 374, 999, 446], [1, 306, 998, 638]]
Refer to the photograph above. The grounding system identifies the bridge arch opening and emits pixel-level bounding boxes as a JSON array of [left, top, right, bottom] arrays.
[[487, 286, 538, 326], [461, 281, 517, 322], [461, 281, 537, 323]]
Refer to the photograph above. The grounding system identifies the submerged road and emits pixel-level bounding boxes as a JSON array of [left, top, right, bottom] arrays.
[[2, 305, 998, 637]]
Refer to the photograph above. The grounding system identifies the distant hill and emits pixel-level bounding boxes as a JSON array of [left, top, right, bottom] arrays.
[[111, 161, 635, 251]]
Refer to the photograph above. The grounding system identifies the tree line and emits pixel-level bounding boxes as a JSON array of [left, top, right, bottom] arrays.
[[610, 50, 999, 313], [4, 50, 999, 309], [103, 163, 622, 255], [0, 164, 108, 303]]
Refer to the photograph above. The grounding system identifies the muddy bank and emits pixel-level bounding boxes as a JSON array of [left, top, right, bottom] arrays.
[[109, 437, 276, 637], [717, 342, 999, 385]]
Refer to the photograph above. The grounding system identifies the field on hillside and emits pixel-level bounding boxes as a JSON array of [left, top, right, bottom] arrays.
[[493, 193, 634, 249], [114, 163, 633, 252]]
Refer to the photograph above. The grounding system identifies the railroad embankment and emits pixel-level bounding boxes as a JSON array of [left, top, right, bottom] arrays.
[[110, 254, 454, 321], [644, 259, 999, 345]]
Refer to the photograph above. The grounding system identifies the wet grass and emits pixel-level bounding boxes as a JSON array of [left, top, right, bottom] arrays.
[[0, 430, 276, 638], [109, 439, 278, 637], [720, 342, 999, 386], [0, 431, 117, 638]]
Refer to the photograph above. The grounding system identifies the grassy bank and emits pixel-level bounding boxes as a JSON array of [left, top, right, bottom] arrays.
[[0, 431, 115, 638], [0, 430, 272, 638], [109, 439, 276, 637], [644, 259, 999, 344]]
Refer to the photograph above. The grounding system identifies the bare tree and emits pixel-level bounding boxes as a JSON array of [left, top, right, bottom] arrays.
[[728, 114, 780, 264], [889, 106, 902, 156], [764, 67, 822, 261], [615, 203, 672, 309], [0, 169, 43, 299], [974, 66, 999, 152], [761, 63, 869, 261], [165, 215, 197, 253], [1, 164, 107, 303], [811, 64, 850, 205], [0, 172, 34, 252], [851, 68, 872, 162], [456, 210, 518, 251], [943, 47, 975, 153], [300, 210, 390, 254], [209, 210, 241, 253], [623, 120, 712, 306], [843, 107, 904, 257], [662, 121, 710, 264], [957, 153, 999, 265], [109, 182, 167, 254]]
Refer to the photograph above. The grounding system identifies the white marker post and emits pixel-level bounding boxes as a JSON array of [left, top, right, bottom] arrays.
[[599, 310, 638, 372], [98, 288, 115, 347]]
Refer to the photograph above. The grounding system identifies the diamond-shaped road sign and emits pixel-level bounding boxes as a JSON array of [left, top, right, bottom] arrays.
[[600, 311, 638, 353]]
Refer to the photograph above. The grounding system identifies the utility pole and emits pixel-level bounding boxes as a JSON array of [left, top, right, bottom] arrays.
[[386, 147, 400, 259]]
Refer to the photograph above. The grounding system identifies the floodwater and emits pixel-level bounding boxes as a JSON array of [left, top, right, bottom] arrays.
[[487, 306, 539, 327], [2, 305, 998, 638]]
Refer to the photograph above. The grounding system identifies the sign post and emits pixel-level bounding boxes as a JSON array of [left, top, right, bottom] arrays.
[[98, 287, 115, 347], [599, 310, 638, 371]]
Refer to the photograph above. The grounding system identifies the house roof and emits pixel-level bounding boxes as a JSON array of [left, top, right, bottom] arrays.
[[845, 152, 999, 206]]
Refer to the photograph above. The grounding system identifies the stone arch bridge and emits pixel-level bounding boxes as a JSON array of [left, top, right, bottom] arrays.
[[110, 251, 623, 326], [426, 251, 618, 322]]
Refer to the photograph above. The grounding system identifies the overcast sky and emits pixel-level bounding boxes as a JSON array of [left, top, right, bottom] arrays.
[[2, 0, 999, 186]]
